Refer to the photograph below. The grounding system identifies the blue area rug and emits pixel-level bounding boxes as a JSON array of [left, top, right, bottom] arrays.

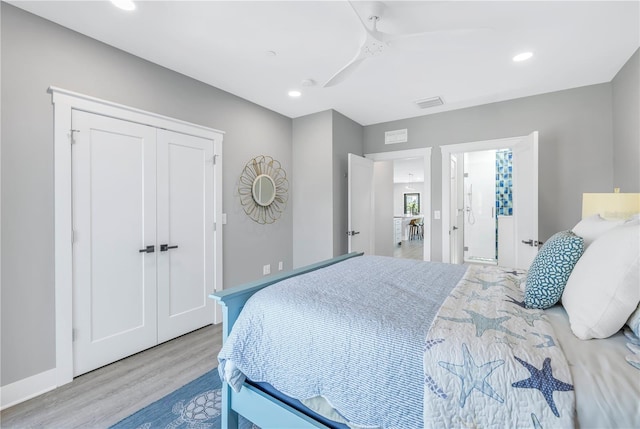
[[110, 369, 256, 429]]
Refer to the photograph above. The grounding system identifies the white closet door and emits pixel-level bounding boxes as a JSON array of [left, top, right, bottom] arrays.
[[157, 129, 214, 343], [72, 110, 158, 376]]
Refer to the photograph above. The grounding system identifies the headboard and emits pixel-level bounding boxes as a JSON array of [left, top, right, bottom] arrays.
[[582, 193, 640, 220]]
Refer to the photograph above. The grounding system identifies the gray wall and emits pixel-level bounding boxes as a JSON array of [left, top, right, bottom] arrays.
[[292, 109, 363, 267], [331, 110, 363, 257], [612, 48, 640, 192], [364, 83, 616, 261], [292, 110, 333, 268], [374, 161, 394, 257], [1, 4, 293, 386]]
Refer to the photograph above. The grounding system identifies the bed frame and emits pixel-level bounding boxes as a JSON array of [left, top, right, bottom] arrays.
[[210, 193, 640, 428], [211, 252, 364, 429]]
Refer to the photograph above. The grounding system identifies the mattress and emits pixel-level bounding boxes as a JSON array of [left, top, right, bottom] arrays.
[[218, 255, 468, 428]]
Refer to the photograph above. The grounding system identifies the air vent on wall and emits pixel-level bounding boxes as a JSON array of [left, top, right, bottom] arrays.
[[415, 96, 444, 109]]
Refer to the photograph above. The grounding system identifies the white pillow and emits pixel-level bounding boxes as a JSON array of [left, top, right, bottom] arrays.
[[562, 222, 640, 340], [571, 214, 625, 248]]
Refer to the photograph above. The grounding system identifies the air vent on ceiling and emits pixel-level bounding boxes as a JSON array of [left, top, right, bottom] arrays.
[[415, 96, 444, 109]]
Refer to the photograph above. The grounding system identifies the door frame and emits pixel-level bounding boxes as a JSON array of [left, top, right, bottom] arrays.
[[51, 87, 224, 386], [440, 133, 537, 263], [364, 148, 432, 261]]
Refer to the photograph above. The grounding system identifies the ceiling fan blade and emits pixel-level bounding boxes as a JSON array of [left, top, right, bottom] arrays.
[[385, 28, 490, 51], [346, 0, 371, 33], [323, 51, 368, 88], [323, 1, 386, 87]]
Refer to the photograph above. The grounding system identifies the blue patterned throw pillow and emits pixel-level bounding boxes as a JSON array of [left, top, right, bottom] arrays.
[[524, 231, 584, 309]]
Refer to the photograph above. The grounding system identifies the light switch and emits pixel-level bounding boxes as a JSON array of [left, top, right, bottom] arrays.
[[434, 210, 441, 220]]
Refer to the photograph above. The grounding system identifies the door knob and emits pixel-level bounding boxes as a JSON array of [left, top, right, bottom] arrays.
[[160, 244, 179, 252], [521, 239, 534, 246], [346, 231, 360, 236], [138, 245, 155, 253]]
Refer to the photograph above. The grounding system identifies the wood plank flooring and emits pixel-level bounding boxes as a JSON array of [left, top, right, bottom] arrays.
[[393, 239, 424, 260], [1, 324, 222, 429]]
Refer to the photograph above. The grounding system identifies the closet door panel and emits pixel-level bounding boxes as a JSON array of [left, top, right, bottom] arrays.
[[72, 110, 158, 376], [157, 129, 214, 342]]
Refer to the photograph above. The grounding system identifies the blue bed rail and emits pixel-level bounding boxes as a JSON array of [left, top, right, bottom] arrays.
[[210, 252, 364, 429]]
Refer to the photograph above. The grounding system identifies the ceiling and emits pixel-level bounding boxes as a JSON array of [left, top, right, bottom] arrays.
[[9, 1, 639, 126], [394, 158, 424, 183]]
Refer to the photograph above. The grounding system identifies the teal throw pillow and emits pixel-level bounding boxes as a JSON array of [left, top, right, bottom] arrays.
[[524, 230, 584, 309]]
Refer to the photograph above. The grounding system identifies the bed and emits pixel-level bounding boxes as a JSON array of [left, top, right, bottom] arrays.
[[211, 192, 640, 428]]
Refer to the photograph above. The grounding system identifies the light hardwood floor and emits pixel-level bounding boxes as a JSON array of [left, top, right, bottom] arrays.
[[393, 239, 424, 260], [1, 324, 222, 429]]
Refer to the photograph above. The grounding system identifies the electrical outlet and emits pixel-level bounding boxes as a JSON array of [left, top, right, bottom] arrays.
[[263, 264, 271, 275], [278, 261, 283, 271]]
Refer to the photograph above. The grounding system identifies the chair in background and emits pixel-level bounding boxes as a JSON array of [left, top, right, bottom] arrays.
[[408, 218, 420, 240]]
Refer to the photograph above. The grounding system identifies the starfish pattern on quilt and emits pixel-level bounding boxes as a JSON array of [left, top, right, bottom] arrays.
[[504, 295, 527, 308], [531, 413, 543, 429], [439, 343, 505, 408], [494, 335, 518, 349], [503, 274, 526, 290], [530, 332, 556, 348], [498, 307, 544, 327], [499, 269, 526, 276], [462, 291, 497, 303], [440, 309, 525, 340], [466, 278, 507, 290], [512, 356, 574, 417]]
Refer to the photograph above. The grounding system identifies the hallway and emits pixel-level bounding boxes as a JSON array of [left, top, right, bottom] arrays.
[[394, 238, 424, 260]]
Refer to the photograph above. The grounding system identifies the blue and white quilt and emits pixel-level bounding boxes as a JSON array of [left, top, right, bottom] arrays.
[[424, 265, 575, 428], [218, 255, 468, 429]]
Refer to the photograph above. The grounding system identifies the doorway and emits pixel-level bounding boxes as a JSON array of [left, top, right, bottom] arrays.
[[393, 159, 425, 260], [364, 148, 432, 261], [441, 132, 539, 269], [457, 149, 513, 265]]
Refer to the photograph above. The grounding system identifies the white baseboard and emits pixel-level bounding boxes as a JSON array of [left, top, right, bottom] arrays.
[[0, 368, 57, 410]]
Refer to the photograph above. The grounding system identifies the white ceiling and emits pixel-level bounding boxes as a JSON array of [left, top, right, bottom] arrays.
[[394, 158, 424, 183], [9, 1, 640, 126]]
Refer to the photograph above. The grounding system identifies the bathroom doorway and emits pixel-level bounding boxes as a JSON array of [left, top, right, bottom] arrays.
[[462, 149, 513, 265], [441, 132, 539, 269]]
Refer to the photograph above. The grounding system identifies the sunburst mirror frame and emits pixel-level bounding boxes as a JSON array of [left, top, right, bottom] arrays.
[[238, 155, 289, 224]]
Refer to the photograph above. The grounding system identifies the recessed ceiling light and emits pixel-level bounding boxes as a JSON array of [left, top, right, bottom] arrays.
[[513, 52, 533, 62], [288, 90, 302, 98], [111, 0, 136, 11]]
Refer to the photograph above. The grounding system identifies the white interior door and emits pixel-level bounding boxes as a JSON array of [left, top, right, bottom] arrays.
[[72, 111, 157, 376], [512, 131, 539, 269], [348, 153, 374, 254], [157, 130, 215, 343]]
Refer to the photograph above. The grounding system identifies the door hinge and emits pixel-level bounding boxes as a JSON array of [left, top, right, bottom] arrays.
[[70, 129, 80, 144], [213, 223, 217, 231], [72, 328, 77, 342], [72, 229, 77, 243]]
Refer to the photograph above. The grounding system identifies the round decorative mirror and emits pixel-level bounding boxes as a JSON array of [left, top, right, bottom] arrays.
[[238, 155, 288, 224], [252, 174, 276, 206]]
